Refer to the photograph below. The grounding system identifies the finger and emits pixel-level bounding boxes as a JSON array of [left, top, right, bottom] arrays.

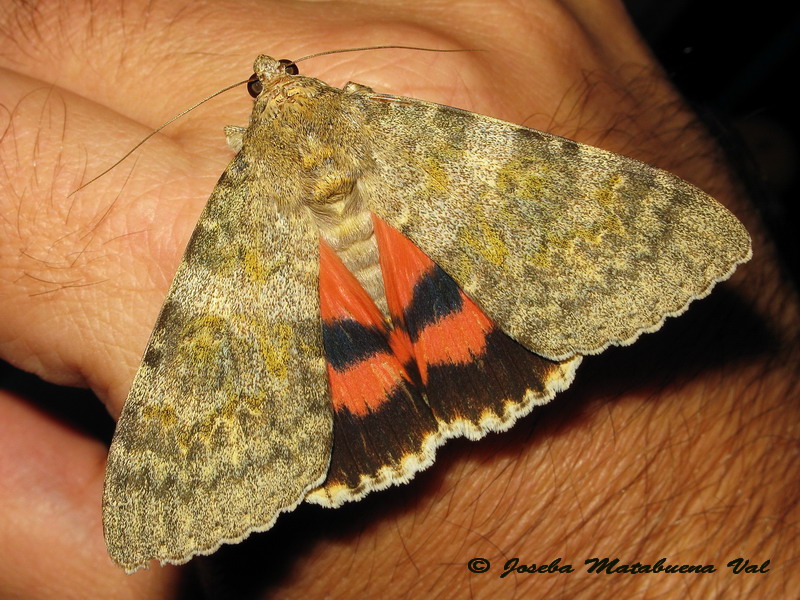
[[0, 385, 180, 597], [0, 67, 221, 412]]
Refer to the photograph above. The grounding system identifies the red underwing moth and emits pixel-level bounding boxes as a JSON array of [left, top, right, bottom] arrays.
[[102, 53, 752, 572]]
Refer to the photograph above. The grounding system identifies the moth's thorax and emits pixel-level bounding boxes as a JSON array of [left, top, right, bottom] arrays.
[[255, 76, 325, 121]]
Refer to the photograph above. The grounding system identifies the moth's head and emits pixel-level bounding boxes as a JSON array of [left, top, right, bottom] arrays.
[[248, 55, 300, 98]]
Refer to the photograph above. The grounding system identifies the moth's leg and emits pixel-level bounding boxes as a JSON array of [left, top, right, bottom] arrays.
[[344, 82, 374, 94], [223, 126, 247, 152]]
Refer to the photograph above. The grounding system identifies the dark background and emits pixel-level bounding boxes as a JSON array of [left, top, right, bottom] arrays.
[[628, 0, 799, 280]]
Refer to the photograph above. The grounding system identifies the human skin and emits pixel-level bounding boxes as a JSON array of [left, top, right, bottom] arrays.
[[0, 0, 797, 598]]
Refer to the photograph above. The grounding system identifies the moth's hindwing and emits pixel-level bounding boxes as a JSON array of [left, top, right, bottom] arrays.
[[373, 214, 581, 437], [102, 155, 332, 573], [357, 95, 752, 361], [307, 215, 580, 507], [309, 238, 437, 506]]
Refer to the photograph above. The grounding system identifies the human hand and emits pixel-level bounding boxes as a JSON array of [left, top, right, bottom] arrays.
[[1, 0, 796, 598]]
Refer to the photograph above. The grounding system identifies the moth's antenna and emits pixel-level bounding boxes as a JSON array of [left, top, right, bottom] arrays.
[[295, 46, 476, 63], [73, 46, 473, 194], [70, 78, 249, 196]]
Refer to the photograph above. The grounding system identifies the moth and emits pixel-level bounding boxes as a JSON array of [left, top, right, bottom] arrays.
[[102, 53, 752, 572]]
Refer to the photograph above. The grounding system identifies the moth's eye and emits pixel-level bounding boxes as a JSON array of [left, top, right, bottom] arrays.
[[279, 59, 299, 75], [247, 74, 263, 98]]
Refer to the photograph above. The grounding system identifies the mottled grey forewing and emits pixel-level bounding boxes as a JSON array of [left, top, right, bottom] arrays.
[[102, 155, 331, 572], [357, 95, 751, 360]]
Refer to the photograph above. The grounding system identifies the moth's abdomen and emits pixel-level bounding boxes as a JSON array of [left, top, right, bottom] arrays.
[[314, 200, 389, 318]]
